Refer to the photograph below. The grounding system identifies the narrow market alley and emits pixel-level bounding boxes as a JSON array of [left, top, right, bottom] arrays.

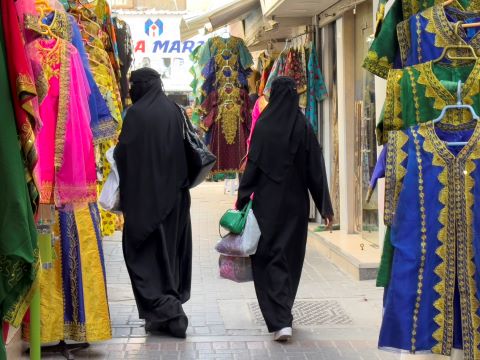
[[32, 182, 398, 360]]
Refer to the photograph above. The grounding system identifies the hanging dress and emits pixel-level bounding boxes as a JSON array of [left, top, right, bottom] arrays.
[[0, 8, 38, 356], [364, 0, 480, 78], [24, 38, 111, 343], [380, 122, 480, 360], [199, 36, 253, 173]]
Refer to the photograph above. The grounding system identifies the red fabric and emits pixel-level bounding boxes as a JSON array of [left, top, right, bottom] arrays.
[[1, 0, 40, 209], [2, 323, 8, 343]]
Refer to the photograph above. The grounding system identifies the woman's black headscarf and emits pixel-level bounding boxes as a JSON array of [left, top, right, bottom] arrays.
[[115, 68, 188, 247], [248, 77, 307, 182]]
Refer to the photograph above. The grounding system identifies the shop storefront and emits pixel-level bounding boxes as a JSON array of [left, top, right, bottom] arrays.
[[179, 0, 385, 280], [237, 0, 384, 280]]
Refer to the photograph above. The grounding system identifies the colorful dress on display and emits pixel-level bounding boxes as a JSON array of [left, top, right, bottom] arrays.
[[78, 19, 123, 237], [198, 36, 253, 173], [378, 60, 480, 144], [25, 38, 112, 343], [263, 53, 287, 98], [27, 38, 97, 206], [306, 43, 328, 132], [397, 6, 480, 67], [373, 60, 480, 290], [257, 52, 275, 96], [0, 10, 38, 356], [363, 0, 480, 78], [36, 10, 117, 143], [81, 0, 120, 81], [380, 122, 480, 360]]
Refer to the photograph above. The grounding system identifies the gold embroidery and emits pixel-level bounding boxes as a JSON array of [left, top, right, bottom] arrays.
[[48, 11, 72, 42], [421, 122, 480, 358], [407, 67, 422, 124], [55, 41, 71, 170], [1, 250, 40, 327], [416, 14, 423, 64], [409, 128, 428, 353], [397, 19, 412, 66], [384, 130, 409, 225], [416, 61, 480, 124], [218, 102, 242, 145], [382, 70, 403, 144], [363, 50, 392, 80], [464, 149, 480, 360]]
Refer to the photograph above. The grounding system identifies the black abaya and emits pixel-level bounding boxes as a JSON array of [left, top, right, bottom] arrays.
[[236, 77, 333, 332], [123, 190, 192, 324], [115, 68, 192, 332]]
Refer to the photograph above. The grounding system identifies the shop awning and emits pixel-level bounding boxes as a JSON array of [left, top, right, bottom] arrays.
[[180, 0, 259, 42]]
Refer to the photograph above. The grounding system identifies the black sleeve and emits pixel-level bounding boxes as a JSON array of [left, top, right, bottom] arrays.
[[306, 129, 334, 220], [236, 159, 261, 210]]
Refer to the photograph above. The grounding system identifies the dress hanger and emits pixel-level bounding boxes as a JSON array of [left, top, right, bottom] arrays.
[[432, 80, 480, 146], [433, 44, 478, 62]]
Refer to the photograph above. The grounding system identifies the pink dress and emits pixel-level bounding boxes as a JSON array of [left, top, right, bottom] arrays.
[[246, 96, 268, 152], [27, 38, 97, 206]]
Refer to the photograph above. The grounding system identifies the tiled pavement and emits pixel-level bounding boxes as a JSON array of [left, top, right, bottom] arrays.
[[35, 183, 400, 359]]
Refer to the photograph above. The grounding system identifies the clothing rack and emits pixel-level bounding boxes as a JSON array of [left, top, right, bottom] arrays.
[[286, 27, 315, 42]]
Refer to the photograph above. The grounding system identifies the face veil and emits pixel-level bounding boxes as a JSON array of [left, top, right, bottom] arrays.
[[248, 77, 307, 183]]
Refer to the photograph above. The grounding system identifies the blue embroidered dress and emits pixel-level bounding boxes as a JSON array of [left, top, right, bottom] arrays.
[[398, 5, 480, 68], [380, 122, 480, 359]]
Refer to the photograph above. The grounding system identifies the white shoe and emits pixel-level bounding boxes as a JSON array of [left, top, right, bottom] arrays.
[[274, 327, 292, 342]]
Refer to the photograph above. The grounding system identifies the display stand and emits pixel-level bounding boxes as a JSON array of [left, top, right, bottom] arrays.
[[29, 288, 40, 360]]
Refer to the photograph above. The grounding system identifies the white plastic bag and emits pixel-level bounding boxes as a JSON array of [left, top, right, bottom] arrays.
[[240, 209, 261, 255], [99, 147, 121, 213], [215, 209, 261, 256]]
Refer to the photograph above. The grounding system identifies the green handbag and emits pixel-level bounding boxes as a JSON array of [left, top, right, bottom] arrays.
[[219, 200, 252, 235]]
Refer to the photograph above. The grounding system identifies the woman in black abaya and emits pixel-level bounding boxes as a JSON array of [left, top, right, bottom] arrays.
[[236, 77, 333, 341], [114, 68, 191, 338]]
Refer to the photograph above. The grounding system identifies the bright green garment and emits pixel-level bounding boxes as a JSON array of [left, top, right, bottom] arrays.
[[378, 60, 480, 144], [0, 11, 38, 355], [364, 0, 479, 78], [197, 36, 253, 69], [376, 228, 393, 287]]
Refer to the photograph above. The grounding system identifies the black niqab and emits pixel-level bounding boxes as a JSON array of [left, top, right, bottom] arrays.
[[115, 68, 188, 247], [248, 77, 306, 182]]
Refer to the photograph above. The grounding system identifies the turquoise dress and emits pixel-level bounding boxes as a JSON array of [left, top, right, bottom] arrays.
[[306, 43, 327, 132]]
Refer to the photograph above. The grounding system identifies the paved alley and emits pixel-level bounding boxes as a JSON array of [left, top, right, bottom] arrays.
[[36, 183, 399, 360]]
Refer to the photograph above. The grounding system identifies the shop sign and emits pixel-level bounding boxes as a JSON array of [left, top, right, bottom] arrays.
[[134, 39, 205, 54], [119, 13, 210, 92]]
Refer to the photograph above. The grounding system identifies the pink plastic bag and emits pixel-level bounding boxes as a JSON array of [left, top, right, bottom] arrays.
[[218, 255, 253, 283]]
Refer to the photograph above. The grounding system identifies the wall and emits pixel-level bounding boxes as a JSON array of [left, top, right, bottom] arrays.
[[186, 0, 237, 13]]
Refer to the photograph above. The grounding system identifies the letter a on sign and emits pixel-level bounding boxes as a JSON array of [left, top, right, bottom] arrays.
[[135, 40, 146, 53]]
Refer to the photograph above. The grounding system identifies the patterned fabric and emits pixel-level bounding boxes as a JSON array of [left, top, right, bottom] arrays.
[[378, 60, 480, 144], [23, 203, 111, 343], [41, 10, 116, 144], [27, 38, 98, 206], [398, 5, 480, 67], [1, 0, 41, 212], [284, 49, 307, 96], [0, 12, 38, 350], [363, 0, 480, 78], [197, 36, 253, 173], [380, 123, 480, 359], [306, 43, 328, 132], [263, 53, 286, 98]]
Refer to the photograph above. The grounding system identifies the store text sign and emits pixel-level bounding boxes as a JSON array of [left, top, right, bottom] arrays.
[[134, 40, 205, 54]]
